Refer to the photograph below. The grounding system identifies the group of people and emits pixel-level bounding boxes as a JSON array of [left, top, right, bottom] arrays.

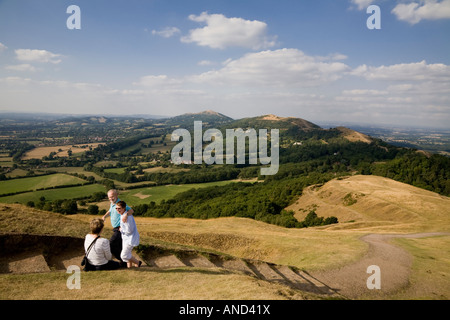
[[84, 189, 142, 271]]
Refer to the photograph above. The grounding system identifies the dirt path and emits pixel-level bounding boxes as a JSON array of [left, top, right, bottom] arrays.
[[311, 232, 449, 299]]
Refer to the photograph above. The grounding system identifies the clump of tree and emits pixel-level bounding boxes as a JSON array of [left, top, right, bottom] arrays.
[[133, 172, 339, 229], [370, 152, 450, 196], [27, 197, 78, 215], [297, 210, 338, 228]]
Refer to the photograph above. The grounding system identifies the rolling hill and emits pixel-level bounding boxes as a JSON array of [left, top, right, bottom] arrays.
[[162, 110, 234, 128], [225, 114, 321, 131], [286, 175, 450, 233]]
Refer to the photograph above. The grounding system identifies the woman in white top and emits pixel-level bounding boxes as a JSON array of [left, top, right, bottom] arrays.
[[84, 218, 121, 271], [116, 201, 142, 268]]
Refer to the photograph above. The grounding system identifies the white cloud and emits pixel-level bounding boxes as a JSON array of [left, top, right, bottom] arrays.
[[5, 64, 37, 72], [334, 59, 450, 126], [190, 48, 350, 87], [198, 60, 215, 66], [2, 48, 449, 128], [341, 89, 388, 96], [392, 0, 450, 24], [181, 12, 277, 50], [352, 60, 450, 81], [350, 0, 377, 10], [0, 43, 7, 52], [317, 53, 348, 61], [133, 74, 183, 87], [151, 27, 181, 38], [15, 49, 62, 64], [0, 76, 32, 86]]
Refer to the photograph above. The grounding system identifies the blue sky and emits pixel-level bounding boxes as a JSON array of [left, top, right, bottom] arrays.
[[0, 0, 449, 128]]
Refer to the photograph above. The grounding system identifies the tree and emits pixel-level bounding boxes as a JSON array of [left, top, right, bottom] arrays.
[[61, 200, 78, 215], [90, 191, 106, 202], [304, 210, 323, 227], [87, 205, 99, 215]]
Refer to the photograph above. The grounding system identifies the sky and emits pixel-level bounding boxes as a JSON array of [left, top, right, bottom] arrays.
[[0, 0, 449, 128]]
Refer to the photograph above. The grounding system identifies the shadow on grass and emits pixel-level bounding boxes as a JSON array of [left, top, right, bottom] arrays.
[[130, 265, 237, 277]]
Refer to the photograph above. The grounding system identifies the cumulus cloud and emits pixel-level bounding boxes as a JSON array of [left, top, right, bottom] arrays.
[[190, 48, 350, 87], [5, 64, 37, 72], [352, 60, 450, 81], [198, 60, 215, 66], [15, 49, 62, 64], [181, 12, 277, 50], [0, 42, 7, 52], [335, 59, 450, 126], [151, 27, 181, 38], [341, 89, 388, 96], [392, 0, 450, 24], [133, 74, 183, 87], [350, 0, 377, 10]]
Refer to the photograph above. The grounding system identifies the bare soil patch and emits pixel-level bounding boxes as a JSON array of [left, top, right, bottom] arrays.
[[0, 234, 84, 274], [133, 192, 151, 199]]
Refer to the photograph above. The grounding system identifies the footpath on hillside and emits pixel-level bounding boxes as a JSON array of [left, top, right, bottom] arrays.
[[311, 232, 449, 299]]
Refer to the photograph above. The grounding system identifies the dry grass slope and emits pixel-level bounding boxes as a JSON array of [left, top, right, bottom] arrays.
[[286, 175, 450, 233]]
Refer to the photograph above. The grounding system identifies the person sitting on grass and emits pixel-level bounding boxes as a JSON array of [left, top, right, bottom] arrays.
[[84, 218, 121, 271], [116, 200, 142, 268]]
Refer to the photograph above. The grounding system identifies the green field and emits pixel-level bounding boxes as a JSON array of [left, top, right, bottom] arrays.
[[119, 180, 244, 205], [0, 177, 245, 206], [0, 173, 86, 195], [103, 168, 126, 174], [0, 184, 106, 204]]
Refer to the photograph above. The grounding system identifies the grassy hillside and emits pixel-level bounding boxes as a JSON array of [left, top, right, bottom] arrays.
[[0, 173, 86, 195], [1, 172, 450, 300], [286, 175, 450, 233], [224, 114, 320, 131], [0, 203, 325, 300]]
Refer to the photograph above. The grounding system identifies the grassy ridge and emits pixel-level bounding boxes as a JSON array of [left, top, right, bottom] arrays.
[[0, 174, 86, 195], [119, 180, 245, 205]]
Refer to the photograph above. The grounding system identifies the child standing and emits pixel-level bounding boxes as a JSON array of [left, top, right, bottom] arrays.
[[116, 200, 142, 268]]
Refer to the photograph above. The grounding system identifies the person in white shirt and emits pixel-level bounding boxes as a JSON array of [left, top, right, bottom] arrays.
[[102, 189, 134, 266], [84, 218, 121, 271], [116, 201, 142, 268]]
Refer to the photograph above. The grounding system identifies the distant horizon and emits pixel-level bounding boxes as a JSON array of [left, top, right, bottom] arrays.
[[1, 109, 449, 131]]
